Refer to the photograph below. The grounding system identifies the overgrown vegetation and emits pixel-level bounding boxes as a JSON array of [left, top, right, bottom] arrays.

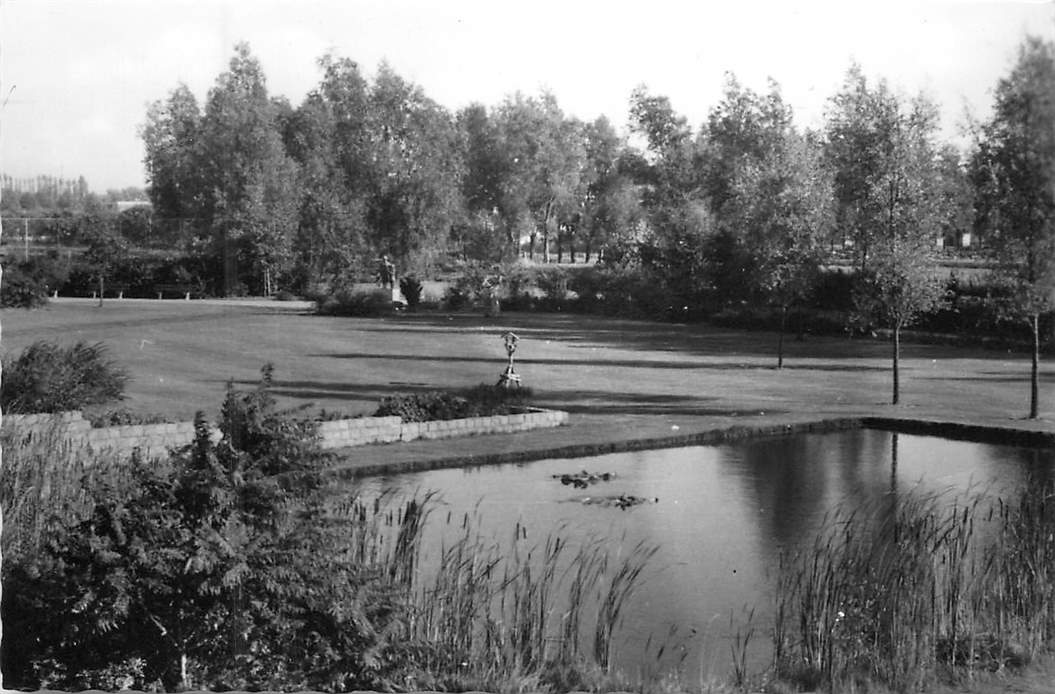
[[1, 340, 129, 414], [774, 475, 1055, 692], [1, 369, 652, 693], [375, 384, 534, 422], [315, 285, 397, 317]]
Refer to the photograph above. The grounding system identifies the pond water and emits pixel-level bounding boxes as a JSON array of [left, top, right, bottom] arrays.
[[357, 429, 1055, 681]]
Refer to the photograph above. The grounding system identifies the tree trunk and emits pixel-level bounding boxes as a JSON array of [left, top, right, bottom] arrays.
[[528, 232, 536, 261], [97, 274, 104, 307], [892, 325, 901, 405], [556, 232, 563, 264], [777, 305, 787, 369], [1030, 312, 1040, 419], [890, 432, 900, 542]]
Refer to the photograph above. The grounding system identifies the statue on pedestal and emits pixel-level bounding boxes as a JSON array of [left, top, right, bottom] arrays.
[[497, 331, 522, 388], [376, 254, 396, 289], [482, 267, 503, 317]]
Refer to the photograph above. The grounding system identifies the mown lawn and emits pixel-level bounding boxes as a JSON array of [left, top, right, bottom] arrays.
[[1, 297, 1051, 425]]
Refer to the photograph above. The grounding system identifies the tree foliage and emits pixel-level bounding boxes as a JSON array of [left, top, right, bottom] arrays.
[[826, 69, 948, 403], [971, 36, 1055, 418], [628, 86, 712, 305]]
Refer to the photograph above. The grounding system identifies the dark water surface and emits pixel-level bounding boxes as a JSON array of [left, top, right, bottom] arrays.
[[358, 429, 1055, 681]]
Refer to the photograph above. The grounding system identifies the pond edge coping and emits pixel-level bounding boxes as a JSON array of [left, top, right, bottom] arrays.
[[327, 416, 1055, 480]]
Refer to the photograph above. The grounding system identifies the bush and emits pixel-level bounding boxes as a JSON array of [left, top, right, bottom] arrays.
[[399, 275, 423, 308], [84, 407, 171, 428], [316, 286, 394, 317], [1, 341, 129, 414], [0, 265, 49, 308], [443, 284, 471, 311], [12, 253, 71, 298], [535, 266, 571, 305], [1, 366, 427, 692], [375, 384, 534, 422]]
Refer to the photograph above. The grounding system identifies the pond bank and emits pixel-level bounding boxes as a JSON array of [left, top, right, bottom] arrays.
[[327, 411, 1055, 479]]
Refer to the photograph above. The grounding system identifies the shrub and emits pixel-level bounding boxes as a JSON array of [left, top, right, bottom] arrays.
[[809, 269, 860, 313], [4, 253, 71, 304], [374, 383, 534, 422], [536, 266, 571, 304], [0, 265, 49, 308], [375, 390, 469, 422], [60, 261, 98, 296], [1, 341, 129, 414], [84, 407, 171, 428], [316, 286, 394, 317], [399, 275, 423, 308], [443, 284, 471, 311], [1, 367, 426, 691]]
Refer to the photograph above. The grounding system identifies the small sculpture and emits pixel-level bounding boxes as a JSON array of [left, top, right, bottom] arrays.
[[376, 254, 396, 289], [497, 331, 521, 388], [482, 268, 503, 317]]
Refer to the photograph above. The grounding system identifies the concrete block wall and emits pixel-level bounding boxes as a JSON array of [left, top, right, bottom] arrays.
[[3, 408, 569, 458], [399, 408, 569, 442], [83, 421, 213, 459], [3, 411, 92, 437], [316, 416, 403, 449]]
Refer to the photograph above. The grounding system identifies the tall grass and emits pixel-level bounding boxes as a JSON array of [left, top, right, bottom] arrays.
[[774, 477, 1055, 692], [0, 420, 130, 561], [393, 510, 660, 692]]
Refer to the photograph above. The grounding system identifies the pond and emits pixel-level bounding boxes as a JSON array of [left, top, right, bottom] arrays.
[[357, 428, 1055, 681]]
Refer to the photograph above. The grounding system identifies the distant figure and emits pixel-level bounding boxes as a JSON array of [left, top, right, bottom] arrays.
[[482, 267, 503, 317], [376, 255, 396, 289]]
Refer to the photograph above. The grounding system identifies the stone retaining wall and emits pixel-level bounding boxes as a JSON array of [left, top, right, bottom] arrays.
[[2, 408, 570, 458], [399, 408, 568, 442], [316, 416, 403, 449]]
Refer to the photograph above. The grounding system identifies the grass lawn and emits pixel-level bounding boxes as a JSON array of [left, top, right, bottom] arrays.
[[1, 297, 1051, 428]]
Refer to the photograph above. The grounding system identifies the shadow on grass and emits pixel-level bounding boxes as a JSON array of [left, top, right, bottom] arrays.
[[349, 311, 911, 361], [228, 378, 764, 417], [308, 351, 894, 373]]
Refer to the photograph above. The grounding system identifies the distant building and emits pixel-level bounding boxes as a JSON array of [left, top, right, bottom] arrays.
[[113, 200, 153, 213]]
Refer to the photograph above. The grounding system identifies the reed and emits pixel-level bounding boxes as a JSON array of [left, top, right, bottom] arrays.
[[0, 420, 132, 561], [391, 508, 660, 692], [773, 480, 1055, 692]]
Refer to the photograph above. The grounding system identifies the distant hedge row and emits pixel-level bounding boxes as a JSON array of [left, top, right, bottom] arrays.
[[1, 252, 218, 307]]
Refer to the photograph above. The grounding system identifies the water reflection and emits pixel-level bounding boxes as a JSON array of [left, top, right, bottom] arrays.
[[352, 429, 1054, 680]]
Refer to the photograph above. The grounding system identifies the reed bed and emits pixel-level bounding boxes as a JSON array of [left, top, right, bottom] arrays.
[[385, 507, 660, 692], [0, 420, 133, 561], [774, 477, 1055, 692], [283, 492, 661, 692]]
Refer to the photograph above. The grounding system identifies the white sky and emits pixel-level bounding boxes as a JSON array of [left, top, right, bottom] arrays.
[[1, 0, 1052, 192]]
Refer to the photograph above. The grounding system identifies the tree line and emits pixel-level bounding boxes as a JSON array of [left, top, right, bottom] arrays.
[[138, 38, 1054, 415]]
